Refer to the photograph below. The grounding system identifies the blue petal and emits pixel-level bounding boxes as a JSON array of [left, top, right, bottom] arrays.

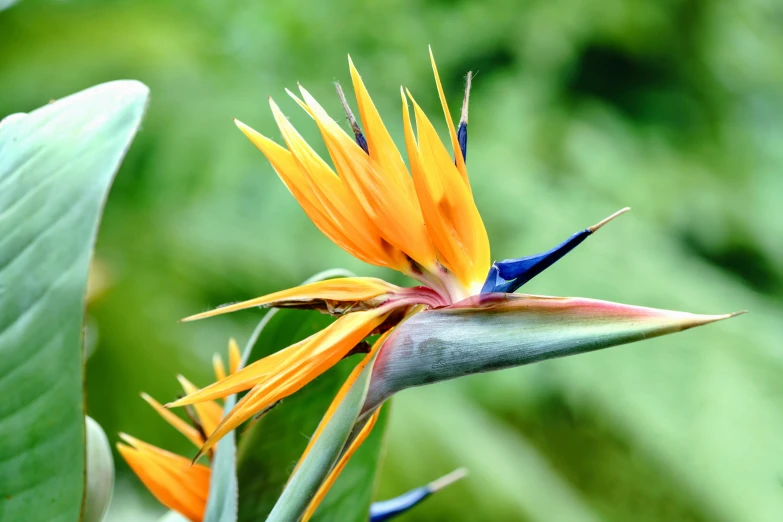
[[457, 121, 467, 162], [481, 208, 630, 294], [354, 131, 369, 154], [480, 264, 502, 294], [493, 228, 591, 293], [370, 487, 430, 522], [370, 468, 467, 521]]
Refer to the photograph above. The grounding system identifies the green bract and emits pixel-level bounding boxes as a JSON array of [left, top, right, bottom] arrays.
[[364, 294, 740, 410]]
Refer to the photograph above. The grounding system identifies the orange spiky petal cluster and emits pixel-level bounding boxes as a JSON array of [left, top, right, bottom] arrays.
[[170, 306, 392, 460], [171, 48, 490, 515], [234, 50, 488, 297], [118, 339, 241, 522]]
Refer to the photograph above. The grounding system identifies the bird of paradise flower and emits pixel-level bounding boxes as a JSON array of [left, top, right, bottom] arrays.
[[117, 340, 241, 522], [166, 48, 741, 521]]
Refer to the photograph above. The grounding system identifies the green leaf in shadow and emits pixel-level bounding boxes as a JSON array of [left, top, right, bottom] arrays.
[[202, 268, 389, 522], [231, 306, 389, 520]]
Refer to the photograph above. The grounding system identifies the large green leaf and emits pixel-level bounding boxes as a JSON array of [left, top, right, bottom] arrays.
[[0, 81, 148, 521]]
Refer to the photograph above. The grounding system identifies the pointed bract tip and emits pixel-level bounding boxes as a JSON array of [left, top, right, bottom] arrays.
[[683, 309, 746, 329], [588, 207, 631, 233], [429, 467, 468, 492], [726, 310, 748, 318]]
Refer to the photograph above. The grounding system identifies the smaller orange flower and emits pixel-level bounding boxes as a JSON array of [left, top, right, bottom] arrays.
[[117, 339, 242, 522]]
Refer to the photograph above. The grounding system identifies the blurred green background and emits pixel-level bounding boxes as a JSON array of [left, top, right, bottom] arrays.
[[2, 0, 782, 520]]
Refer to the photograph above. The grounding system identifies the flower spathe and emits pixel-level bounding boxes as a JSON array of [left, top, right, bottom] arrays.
[[117, 339, 241, 522], [172, 48, 741, 520]]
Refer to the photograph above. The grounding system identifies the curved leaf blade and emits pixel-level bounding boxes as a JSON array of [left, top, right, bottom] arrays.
[[311, 405, 388, 522], [203, 391, 239, 522], [266, 350, 379, 522], [0, 81, 148, 521]]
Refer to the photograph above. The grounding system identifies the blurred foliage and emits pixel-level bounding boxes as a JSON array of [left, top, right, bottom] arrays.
[[2, 0, 781, 520]]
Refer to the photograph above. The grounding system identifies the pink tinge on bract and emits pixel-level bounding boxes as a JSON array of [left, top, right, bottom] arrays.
[[363, 294, 743, 413]]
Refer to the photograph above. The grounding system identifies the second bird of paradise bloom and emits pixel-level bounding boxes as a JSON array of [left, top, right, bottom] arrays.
[[117, 339, 241, 522], [167, 48, 741, 520]]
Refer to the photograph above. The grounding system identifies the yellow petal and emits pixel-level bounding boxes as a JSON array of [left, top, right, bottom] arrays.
[[181, 277, 399, 322], [212, 354, 227, 382], [347, 57, 419, 205], [177, 376, 224, 437], [429, 46, 469, 186], [117, 435, 210, 522], [301, 407, 383, 521], [295, 330, 391, 472], [403, 90, 490, 289], [294, 84, 436, 273], [192, 308, 390, 459], [269, 99, 396, 268], [167, 339, 308, 408], [141, 393, 204, 448], [235, 119, 364, 262], [228, 338, 242, 374]]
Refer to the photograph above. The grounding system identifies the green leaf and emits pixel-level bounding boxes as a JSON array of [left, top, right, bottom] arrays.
[[234, 308, 344, 521], [0, 81, 148, 521], [266, 347, 380, 522], [202, 305, 286, 522], [229, 278, 389, 521], [203, 391, 239, 522], [313, 405, 388, 522], [201, 268, 389, 522]]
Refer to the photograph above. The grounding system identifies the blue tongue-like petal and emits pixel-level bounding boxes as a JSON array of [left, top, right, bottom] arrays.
[[370, 468, 468, 521], [481, 208, 630, 294]]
